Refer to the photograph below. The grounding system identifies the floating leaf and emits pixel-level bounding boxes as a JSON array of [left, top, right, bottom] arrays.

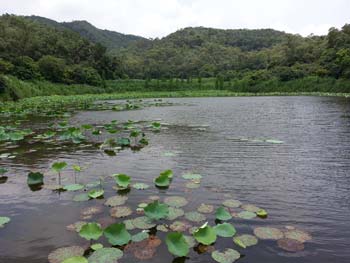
[[222, 199, 242, 208], [233, 234, 258, 248], [256, 209, 268, 218], [156, 225, 168, 232], [215, 206, 232, 221], [132, 216, 156, 229], [51, 162, 67, 173], [185, 211, 206, 222], [166, 232, 190, 257], [214, 223, 236, 237], [123, 219, 135, 230], [0, 216, 10, 227], [265, 139, 284, 144], [160, 169, 173, 179], [211, 248, 240, 263], [284, 229, 312, 243], [104, 195, 128, 207], [254, 227, 284, 240], [27, 172, 44, 185], [144, 201, 169, 220], [0, 168, 8, 175], [154, 173, 171, 187], [237, 211, 256, 219], [183, 235, 196, 248], [241, 204, 260, 213], [73, 193, 90, 202], [63, 184, 84, 191], [79, 223, 103, 241], [166, 207, 184, 220], [185, 181, 201, 189], [169, 221, 192, 232], [132, 183, 150, 190], [132, 231, 150, 242], [277, 238, 305, 252], [61, 256, 87, 263], [113, 174, 131, 189], [88, 248, 123, 263], [182, 173, 202, 180], [164, 196, 188, 208], [66, 221, 87, 232], [193, 222, 217, 245], [197, 204, 214, 214], [91, 243, 103, 251], [110, 206, 132, 218], [48, 246, 84, 263], [81, 206, 103, 217], [88, 189, 104, 199], [104, 223, 131, 246]]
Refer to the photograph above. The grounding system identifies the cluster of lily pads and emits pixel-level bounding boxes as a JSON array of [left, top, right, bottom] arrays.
[[43, 168, 312, 263]]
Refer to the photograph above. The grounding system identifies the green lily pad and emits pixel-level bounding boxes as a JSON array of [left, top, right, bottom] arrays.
[[48, 246, 85, 263], [256, 209, 268, 218], [183, 235, 196, 248], [277, 238, 305, 252], [185, 211, 206, 222], [123, 219, 135, 230], [66, 221, 87, 232], [185, 181, 201, 189], [214, 223, 236, 237], [104, 195, 128, 207], [197, 204, 214, 214], [163, 152, 177, 157], [104, 223, 131, 246], [156, 224, 169, 232], [182, 173, 202, 180], [88, 248, 123, 263], [154, 173, 171, 187], [166, 207, 185, 220], [0, 168, 8, 175], [233, 234, 258, 248], [73, 193, 90, 202], [144, 201, 169, 220], [237, 211, 256, 219], [169, 221, 192, 232], [51, 162, 67, 173], [254, 227, 284, 240], [132, 183, 150, 190], [164, 196, 188, 208], [88, 189, 104, 199], [241, 204, 261, 213], [131, 231, 150, 242], [165, 232, 190, 257], [91, 243, 103, 251], [63, 184, 84, 191], [132, 216, 156, 229], [79, 223, 103, 241], [215, 206, 232, 221], [160, 169, 173, 179], [0, 216, 10, 227], [193, 222, 217, 245], [113, 174, 131, 189], [62, 256, 87, 263], [284, 229, 312, 243], [222, 199, 242, 208], [211, 248, 240, 263], [27, 172, 44, 185], [110, 206, 132, 218]]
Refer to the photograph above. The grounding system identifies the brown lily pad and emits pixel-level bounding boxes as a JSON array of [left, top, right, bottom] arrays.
[[277, 238, 305, 252], [48, 246, 84, 263]]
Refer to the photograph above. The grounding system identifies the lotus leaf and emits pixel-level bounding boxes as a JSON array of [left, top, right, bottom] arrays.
[[132, 216, 156, 229], [214, 223, 236, 237], [169, 221, 192, 232], [166, 207, 185, 220], [104, 223, 131, 246], [233, 234, 258, 248], [0, 216, 10, 227], [211, 248, 240, 263], [51, 162, 67, 172], [132, 231, 150, 242], [88, 248, 123, 263], [27, 172, 44, 185], [79, 223, 103, 241], [63, 184, 84, 191], [160, 169, 173, 179], [165, 232, 190, 257], [185, 211, 206, 222], [215, 206, 232, 221], [48, 246, 84, 263], [91, 243, 103, 251], [284, 229, 312, 243], [237, 211, 256, 219], [222, 199, 242, 208], [182, 173, 202, 180], [132, 183, 150, 190], [164, 196, 188, 208], [88, 189, 104, 199], [277, 238, 305, 252], [73, 193, 90, 202], [256, 209, 268, 218], [241, 204, 261, 213], [104, 195, 128, 206], [61, 256, 87, 263], [110, 206, 132, 218], [144, 201, 169, 220], [113, 174, 130, 189], [197, 204, 214, 213], [254, 227, 284, 240], [154, 173, 171, 187], [193, 222, 217, 245], [185, 182, 200, 189]]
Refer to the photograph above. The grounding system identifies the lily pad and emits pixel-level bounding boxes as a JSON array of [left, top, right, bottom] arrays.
[[88, 189, 104, 199], [183, 235, 196, 248], [66, 221, 87, 232], [237, 211, 256, 219], [193, 222, 217, 245], [110, 206, 132, 218], [123, 219, 135, 230], [113, 174, 131, 189], [215, 206, 232, 221], [48, 246, 84, 263], [254, 227, 284, 240], [0, 216, 10, 227], [164, 196, 188, 208], [81, 206, 103, 217], [185, 181, 201, 189], [27, 172, 44, 185], [233, 234, 258, 248], [79, 223, 103, 241], [256, 209, 268, 218], [214, 223, 236, 237], [165, 232, 190, 257], [51, 162, 67, 173], [132, 231, 150, 242], [104, 195, 128, 207], [211, 248, 240, 263], [154, 173, 171, 187], [241, 204, 261, 213], [169, 221, 192, 232], [104, 223, 131, 246], [73, 193, 90, 202], [144, 201, 169, 220], [166, 207, 185, 220], [222, 199, 242, 208], [284, 229, 312, 243], [185, 211, 206, 222], [88, 248, 123, 263], [156, 224, 169, 232], [91, 243, 103, 251], [182, 173, 202, 180], [132, 183, 150, 190], [197, 204, 214, 214], [277, 238, 305, 252], [62, 256, 87, 263], [132, 216, 156, 229], [63, 184, 84, 191], [160, 169, 173, 179]]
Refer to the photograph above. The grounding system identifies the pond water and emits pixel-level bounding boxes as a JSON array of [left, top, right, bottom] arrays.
[[0, 96, 350, 263]]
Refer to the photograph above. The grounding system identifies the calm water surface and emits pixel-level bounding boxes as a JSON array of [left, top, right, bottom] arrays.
[[0, 96, 350, 263]]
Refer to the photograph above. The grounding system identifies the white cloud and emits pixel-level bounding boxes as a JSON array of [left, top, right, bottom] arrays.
[[0, 0, 349, 38]]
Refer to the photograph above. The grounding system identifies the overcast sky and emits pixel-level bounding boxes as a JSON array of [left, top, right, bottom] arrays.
[[1, 0, 349, 38]]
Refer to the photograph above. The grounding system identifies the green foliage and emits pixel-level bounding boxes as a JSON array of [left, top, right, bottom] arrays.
[[193, 222, 217, 245], [103, 223, 131, 246], [165, 232, 190, 257], [79, 223, 103, 241], [144, 201, 169, 220], [27, 172, 44, 185]]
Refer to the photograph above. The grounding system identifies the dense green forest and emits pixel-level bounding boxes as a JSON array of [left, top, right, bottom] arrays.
[[0, 14, 349, 99]]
